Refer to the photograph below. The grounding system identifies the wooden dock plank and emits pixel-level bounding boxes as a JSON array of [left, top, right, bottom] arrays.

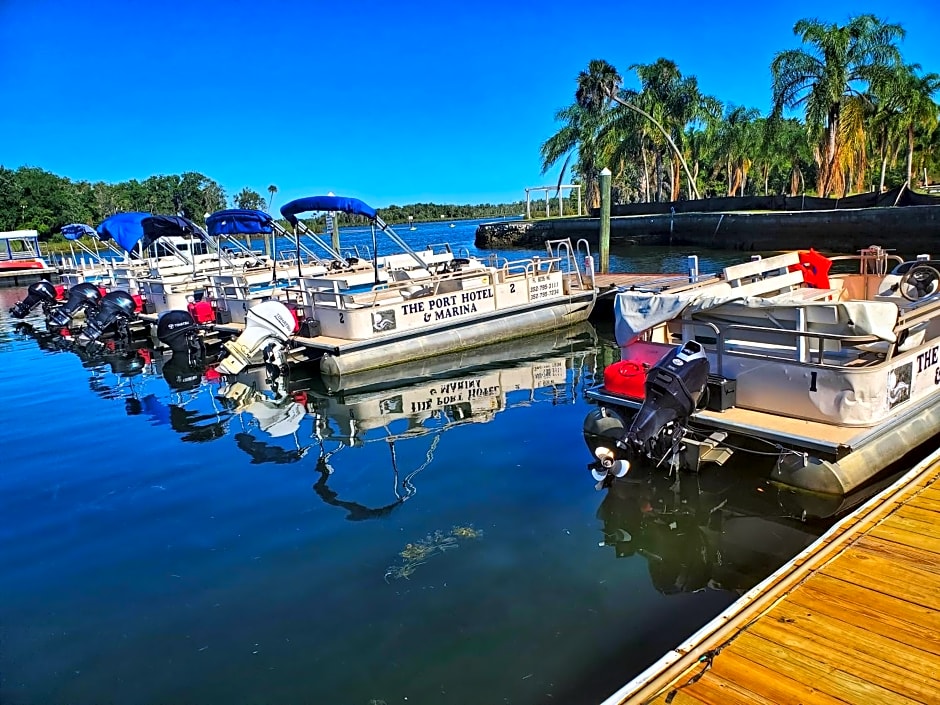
[[660, 670, 776, 705], [894, 503, 940, 525], [878, 511, 940, 543], [731, 631, 924, 705], [777, 593, 940, 679], [917, 485, 940, 502], [907, 492, 940, 514], [796, 573, 940, 646], [820, 549, 940, 611], [622, 454, 940, 705], [854, 533, 940, 574], [749, 613, 940, 703], [702, 649, 849, 705], [869, 522, 940, 558]]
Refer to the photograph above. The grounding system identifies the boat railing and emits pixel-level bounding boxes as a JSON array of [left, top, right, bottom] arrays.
[[829, 249, 905, 276], [297, 266, 497, 312], [546, 238, 591, 293], [686, 318, 904, 374]]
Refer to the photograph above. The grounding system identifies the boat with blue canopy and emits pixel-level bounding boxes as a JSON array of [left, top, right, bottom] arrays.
[[205, 201, 476, 326], [214, 195, 598, 379]]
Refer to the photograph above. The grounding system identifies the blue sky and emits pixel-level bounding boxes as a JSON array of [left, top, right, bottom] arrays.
[[1, 1, 937, 209]]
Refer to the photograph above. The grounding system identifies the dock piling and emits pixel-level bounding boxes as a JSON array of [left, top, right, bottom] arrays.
[[599, 168, 611, 274]]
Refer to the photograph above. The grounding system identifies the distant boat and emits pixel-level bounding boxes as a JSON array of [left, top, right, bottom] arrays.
[[449, 223, 455, 228], [0, 230, 52, 272]]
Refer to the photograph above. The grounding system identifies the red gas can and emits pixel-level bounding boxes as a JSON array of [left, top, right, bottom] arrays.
[[603, 341, 673, 400], [187, 300, 215, 324]]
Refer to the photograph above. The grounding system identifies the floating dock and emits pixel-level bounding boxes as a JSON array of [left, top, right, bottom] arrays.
[[0, 267, 59, 287], [605, 447, 940, 704]]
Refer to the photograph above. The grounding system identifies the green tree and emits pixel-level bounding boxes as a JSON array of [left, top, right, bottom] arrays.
[[771, 14, 904, 197], [540, 60, 621, 212], [877, 64, 940, 187], [267, 184, 278, 212], [235, 187, 267, 211]]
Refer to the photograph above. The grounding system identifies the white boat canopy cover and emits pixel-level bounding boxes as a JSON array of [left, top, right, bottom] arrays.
[[613, 289, 900, 347]]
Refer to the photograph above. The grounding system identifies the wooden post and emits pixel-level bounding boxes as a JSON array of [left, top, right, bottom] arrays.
[[558, 188, 564, 218], [599, 168, 611, 274], [331, 214, 340, 252], [525, 189, 531, 220]]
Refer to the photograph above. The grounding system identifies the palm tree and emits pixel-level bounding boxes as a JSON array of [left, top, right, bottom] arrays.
[[541, 60, 622, 212], [267, 184, 278, 212], [717, 106, 762, 195], [540, 104, 599, 210], [610, 60, 703, 200], [771, 15, 904, 197], [892, 65, 939, 187], [868, 63, 940, 191]]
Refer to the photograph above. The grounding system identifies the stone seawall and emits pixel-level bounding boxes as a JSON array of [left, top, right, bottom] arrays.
[[476, 206, 940, 256]]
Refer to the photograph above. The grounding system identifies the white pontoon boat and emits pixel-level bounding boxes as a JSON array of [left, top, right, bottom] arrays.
[[583, 245, 940, 495], [215, 196, 598, 378]]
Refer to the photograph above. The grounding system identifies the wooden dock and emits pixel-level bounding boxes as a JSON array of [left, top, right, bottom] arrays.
[[605, 448, 940, 704], [0, 267, 58, 286]]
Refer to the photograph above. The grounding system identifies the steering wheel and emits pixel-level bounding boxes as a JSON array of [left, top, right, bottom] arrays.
[[899, 264, 940, 301]]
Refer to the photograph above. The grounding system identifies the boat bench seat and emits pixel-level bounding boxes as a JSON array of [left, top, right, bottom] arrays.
[[766, 286, 841, 303]]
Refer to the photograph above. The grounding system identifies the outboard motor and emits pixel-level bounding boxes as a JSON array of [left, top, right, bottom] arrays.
[[78, 290, 137, 344], [215, 300, 298, 376], [161, 351, 205, 391], [49, 282, 103, 328], [157, 309, 202, 356], [589, 341, 709, 484], [10, 280, 58, 319]]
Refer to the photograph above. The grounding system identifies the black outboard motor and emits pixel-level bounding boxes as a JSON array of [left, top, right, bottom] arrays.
[[79, 290, 137, 344], [10, 280, 58, 319], [590, 341, 709, 484], [156, 309, 204, 359], [624, 340, 709, 458], [161, 351, 204, 391], [49, 282, 102, 328]]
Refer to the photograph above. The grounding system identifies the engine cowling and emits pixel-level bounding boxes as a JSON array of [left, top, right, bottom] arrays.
[[10, 280, 58, 319], [157, 309, 200, 354], [49, 282, 102, 327], [216, 300, 299, 376], [80, 290, 137, 342]]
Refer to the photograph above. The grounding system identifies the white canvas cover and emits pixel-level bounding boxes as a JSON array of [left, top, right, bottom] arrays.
[[614, 289, 900, 346]]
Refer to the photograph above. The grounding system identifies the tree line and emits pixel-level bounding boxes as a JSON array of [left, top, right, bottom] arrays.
[[542, 15, 940, 209], [0, 167, 528, 240]]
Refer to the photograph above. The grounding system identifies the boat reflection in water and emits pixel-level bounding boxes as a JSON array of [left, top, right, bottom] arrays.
[[595, 454, 903, 595], [218, 323, 599, 518]]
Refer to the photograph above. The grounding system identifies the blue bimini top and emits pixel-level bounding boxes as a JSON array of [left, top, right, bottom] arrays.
[[279, 196, 377, 226], [206, 209, 275, 237]]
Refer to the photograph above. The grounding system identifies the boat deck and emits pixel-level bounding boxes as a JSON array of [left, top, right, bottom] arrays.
[[606, 449, 940, 704], [593, 272, 690, 297], [587, 387, 895, 456]]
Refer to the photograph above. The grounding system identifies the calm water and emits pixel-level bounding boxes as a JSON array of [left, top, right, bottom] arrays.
[[1, 221, 857, 705]]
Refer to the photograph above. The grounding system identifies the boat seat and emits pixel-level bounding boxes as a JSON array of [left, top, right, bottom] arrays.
[[766, 286, 840, 303]]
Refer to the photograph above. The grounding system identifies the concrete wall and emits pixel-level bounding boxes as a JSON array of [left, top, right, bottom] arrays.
[[476, 206, 940, 257]]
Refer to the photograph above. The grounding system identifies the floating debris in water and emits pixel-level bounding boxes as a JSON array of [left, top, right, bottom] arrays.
[[385, 525, 483, 582]]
